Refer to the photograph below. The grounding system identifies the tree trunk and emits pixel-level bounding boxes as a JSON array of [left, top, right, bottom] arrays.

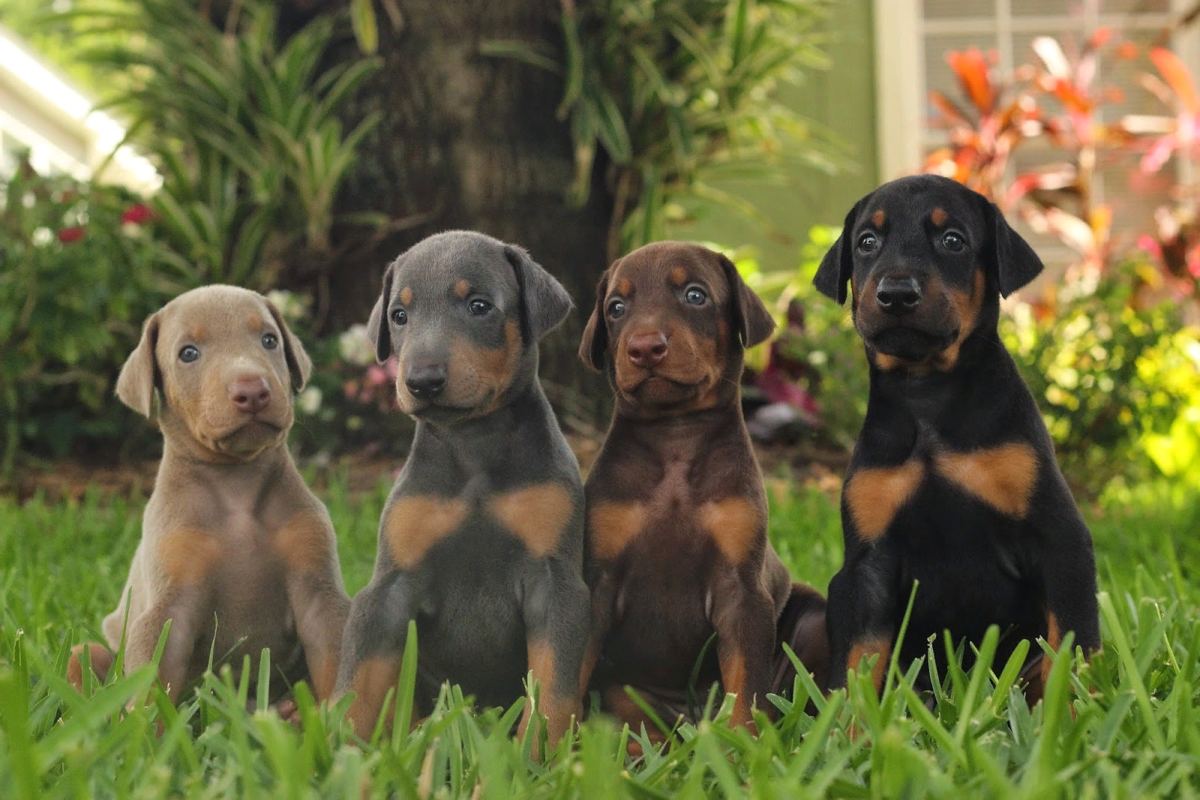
[[284, 0, 614, 427]]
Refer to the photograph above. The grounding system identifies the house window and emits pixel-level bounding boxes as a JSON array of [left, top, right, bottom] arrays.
[[874, 0, 1198, 259]]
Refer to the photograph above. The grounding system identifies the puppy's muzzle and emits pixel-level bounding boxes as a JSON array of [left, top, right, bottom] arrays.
[[405, 363, 448, 399], [229, 376, 272, 414], [626, 331, 668, 369], [875, 275, 922, 317]]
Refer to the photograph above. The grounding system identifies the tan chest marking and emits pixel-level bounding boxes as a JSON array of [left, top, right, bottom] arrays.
[[1040, 612, 1061, 685], [385, 496, 468, 570], [934, 442, 1038, 518], [489, 483, 574, 558], [844, 462, 926, 541], [274, 513, 335, 574], [699, 498, 764, 565], [159, 528, 223, 585], [587, 501, 647, 561]]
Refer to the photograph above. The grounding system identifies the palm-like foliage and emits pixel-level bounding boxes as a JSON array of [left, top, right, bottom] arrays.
[[62, 0, 382, 291]]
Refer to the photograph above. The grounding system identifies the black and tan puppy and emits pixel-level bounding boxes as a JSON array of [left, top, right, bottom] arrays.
[[813, 175, 1100, 699], [578, 242, 829, 737], [333, 231, 589, 751]]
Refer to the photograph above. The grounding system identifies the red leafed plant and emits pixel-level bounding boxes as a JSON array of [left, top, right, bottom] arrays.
[[925, 29, 1200, 321]]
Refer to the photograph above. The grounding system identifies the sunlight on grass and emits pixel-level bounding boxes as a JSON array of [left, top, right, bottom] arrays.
[[1, 476, 1198, 796]]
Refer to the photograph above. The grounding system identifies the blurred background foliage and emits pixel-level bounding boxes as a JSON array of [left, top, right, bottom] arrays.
[[0, 0, 1196, 501]]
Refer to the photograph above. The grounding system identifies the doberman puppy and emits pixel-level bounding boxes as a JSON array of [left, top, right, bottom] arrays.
[[68, 286, 350, 705], [578, 241, 829, 736], [813, 175, 1100, 699], [334, 231, 589, 751]]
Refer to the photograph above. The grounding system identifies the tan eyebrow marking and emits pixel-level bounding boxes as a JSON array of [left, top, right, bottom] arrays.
[[872, 210, 886, 227], [455, 279, 470, 299], [399, 287, 413, 306], [931, 207, 948, 226]]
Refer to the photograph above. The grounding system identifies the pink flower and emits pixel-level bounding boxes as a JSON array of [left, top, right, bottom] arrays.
[[1137, 234, 1163, 260], [57, 226, 85, 243], [121, 204, 154, 224]]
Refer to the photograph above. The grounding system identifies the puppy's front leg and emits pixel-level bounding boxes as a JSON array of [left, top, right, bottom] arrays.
[[520, 557, 590, 755], [825, 543, 898, 693], [125, 586, 211, 703], [709, 568, 776, 729], [334, 570, 416, 739], [286, 573, 351, 701], [1028, 473, 1101, 696]]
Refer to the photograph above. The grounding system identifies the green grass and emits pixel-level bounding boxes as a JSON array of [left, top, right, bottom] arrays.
[[1, 473, 1199, 797]]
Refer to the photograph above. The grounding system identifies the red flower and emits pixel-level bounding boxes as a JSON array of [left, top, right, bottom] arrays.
[[121, 204, 154, 224], [57, 226, 85, 243]]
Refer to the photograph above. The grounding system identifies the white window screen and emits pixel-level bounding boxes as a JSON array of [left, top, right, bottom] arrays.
[[917, 0, 1184, 261]]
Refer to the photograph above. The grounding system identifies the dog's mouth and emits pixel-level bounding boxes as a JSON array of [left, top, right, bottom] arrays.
[[618, 371, 713, 408], [862, 323, 959, 363], [210, 418, 286, 456]]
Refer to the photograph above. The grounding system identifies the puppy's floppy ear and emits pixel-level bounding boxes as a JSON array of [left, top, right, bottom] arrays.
[[813, 196, 867, 305], [504, 245, 574, 342], [264, 298, 313, 392], [578, 265, 613, 371], [366, 260, 396, 363], [116, 311, 162, 418], [718, 253, 776, 348], [985, 201, 1044, 297]]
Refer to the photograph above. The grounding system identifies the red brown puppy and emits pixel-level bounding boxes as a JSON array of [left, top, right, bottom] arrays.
[[68, 286, 350, 706], [578, 242, 829, 738]]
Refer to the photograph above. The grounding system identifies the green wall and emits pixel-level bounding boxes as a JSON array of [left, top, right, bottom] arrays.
[[667, 0, 879, 272]]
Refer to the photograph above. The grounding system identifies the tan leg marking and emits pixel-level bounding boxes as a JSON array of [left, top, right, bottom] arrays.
[[274, 514, 335, 574], [1041, 612, 1061, 686], [308, 654, 339, 701], [520, 640, 578, 752], [934, 441, 1039, 518], [345, 654, 402, 738], [385, 496, 468, 570], [848, 637, 892, 693], [844, 462, 926, 541], [399, 287, 413, 306], [489, 483, 574, 558], [587, 501, 647, 561], [159, 529, 223, 585], [698, 497, 764, 565], [719, 650, 755, 729]]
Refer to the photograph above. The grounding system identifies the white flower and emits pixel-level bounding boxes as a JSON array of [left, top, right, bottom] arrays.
[[339, 324, 375, 366], [297, 386, 322, 415], [32, 227, 52, 246], [266, 290, 309, 323]]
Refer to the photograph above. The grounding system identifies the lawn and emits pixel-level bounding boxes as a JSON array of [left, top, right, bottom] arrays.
[[1, 472, 1198, 797]]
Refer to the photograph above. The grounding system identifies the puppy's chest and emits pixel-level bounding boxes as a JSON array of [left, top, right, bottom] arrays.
[[383, 479, 576, 570], [845, 430, 1041, 544], [588, 459, 763, 567]]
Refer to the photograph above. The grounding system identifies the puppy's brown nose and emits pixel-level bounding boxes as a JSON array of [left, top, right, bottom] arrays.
[[876, 275, 921, 317], [626, 331, 668, 368], [229, 376, 271, 413]]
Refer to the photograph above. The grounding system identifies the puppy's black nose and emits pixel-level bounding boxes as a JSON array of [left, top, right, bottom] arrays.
[[626, 331, 669, 368], [875, 275, 922, 316], [405, 364, 447, 399]]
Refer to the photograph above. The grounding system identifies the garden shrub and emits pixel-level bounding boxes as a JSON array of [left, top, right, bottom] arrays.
[[0, 160, 187, 475]]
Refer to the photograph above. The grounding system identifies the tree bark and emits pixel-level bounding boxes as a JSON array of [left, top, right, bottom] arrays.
[[283, 0, 614, 426]]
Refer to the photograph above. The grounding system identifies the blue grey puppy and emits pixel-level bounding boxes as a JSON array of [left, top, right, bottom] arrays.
[[333, 231, 588, 753]]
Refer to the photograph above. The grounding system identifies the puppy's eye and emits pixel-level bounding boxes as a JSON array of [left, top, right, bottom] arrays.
[[684, 286, 707, 306], [607, 299, 626, 320], [468, 298, 493, 316], [261, 332, 278, 350], [857, 233, 879, 254], [391, 307, 408, 326], [942, 231, 966, 252], [179, 345, 200, 363]]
